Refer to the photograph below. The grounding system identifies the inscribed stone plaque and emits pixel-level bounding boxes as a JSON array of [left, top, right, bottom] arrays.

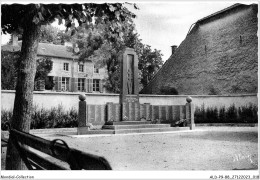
[[134, 102, 140, 121], [115, 104, 120, 122], [161, 106, 166, 121]]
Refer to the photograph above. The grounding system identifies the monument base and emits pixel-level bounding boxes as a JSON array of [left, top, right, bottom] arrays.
[[77, 127, 90, 135], [189, 124, 196, 130], [104, 121, 151, 125]]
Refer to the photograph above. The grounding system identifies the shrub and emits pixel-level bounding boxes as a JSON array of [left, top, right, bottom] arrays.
[[238, 104, 258, 123], [218, 106, 227, 123], [1, 105, 78, 130], [205, 107, 219, 123], [226, 104, 238, 123], [159, 86, 178, 95], [194, 104, 257, 124], [194, 104, 206, 123], [208, 86, 218, 95]]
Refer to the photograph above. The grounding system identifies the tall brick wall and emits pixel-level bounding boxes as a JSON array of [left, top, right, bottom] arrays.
[[141, 4, 258, 95]]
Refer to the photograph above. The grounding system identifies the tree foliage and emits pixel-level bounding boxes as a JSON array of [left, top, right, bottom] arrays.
[[35, 57, 53, 81], [137, 45, 163, 88], [39, 25, 71, 44], [70, 19, 163, 93], [1, 50, 53, 90], [1, 51, 20, 90]]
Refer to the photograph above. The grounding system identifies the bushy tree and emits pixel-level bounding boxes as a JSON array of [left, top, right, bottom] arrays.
[[2, 3, 137, 170], [1, 51, 20, 90], [137, 45, 163, 87], [73, 21, 163, 93], [39, 25, 60, 43], [39, 25, 72, 44], [35, 57, 53, 81], [1, 51, 53, 90]]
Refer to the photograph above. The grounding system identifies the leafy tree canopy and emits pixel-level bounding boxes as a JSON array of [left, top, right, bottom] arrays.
[[2, 3, 137, 37], [69, 21, 163, 92]]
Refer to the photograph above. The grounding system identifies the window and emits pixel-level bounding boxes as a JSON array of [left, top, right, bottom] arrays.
[[61, 77, 69, 91], [78, 78, 85, 92], [64, 63, 69, 71], [94, 65, 99, 73], [79, 64, 84, 72], [93, 79, 100, 92]]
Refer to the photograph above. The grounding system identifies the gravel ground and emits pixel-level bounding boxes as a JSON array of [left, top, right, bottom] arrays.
[[1, 126, 258, 170]]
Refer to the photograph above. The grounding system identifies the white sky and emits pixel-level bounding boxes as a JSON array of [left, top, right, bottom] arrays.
[[1, 1, 256, 61]]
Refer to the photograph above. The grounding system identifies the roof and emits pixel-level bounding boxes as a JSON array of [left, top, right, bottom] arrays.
[[37, 43, 78, 59], [141, 3, 257, 93], [187, 3, 256, 35], [1, 42, 79, 60], [196, 3, 252, 24]]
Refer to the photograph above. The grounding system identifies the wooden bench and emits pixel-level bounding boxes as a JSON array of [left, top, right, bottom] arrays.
[[4, 123, 112, 170]]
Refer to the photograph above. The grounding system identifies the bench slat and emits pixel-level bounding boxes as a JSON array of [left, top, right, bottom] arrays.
[[20, 146, 69, 170], [12, 129, 68, 161], [69, 149, 112, 170]]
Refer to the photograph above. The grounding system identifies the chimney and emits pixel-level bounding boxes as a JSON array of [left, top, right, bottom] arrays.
[[11, 34, 18, 46], [171, 45, 177, 55]]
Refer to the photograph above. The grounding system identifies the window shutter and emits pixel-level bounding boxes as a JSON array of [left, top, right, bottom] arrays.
[[71, 78, 75, 92], [67, 78, 70, 91], [68, 78, 72, 92], [99, 79, 104, 93], [75, 78, 78, 92], [54, 76, 58, 90], [58, 77, 62, 91], [89, 79, 93, 93], [85, 78, 89, 92]]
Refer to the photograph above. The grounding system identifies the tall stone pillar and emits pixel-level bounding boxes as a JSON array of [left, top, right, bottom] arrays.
[[120, 48, 140, 121]]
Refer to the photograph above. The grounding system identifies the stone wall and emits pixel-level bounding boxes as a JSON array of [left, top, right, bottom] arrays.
[[1, 90, 257, 111], [141, 4, 258, 95]]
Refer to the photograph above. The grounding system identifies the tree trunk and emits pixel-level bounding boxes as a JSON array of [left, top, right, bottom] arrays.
[[6, 10, 41, 170]]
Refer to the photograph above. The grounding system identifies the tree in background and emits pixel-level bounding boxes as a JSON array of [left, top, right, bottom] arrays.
[[72, 20, 163, 93], [39, 25, 60, 43], [69, 20, 137, 93], [1, 51, 20, 90], [1, 50, 53, 90], [2, 3, 137, 170], [137, 45, 163, 88], [39, 24, 72, 44], [34, 57, 53, 90]]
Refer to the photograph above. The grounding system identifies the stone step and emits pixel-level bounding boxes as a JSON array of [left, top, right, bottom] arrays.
[[114, 127, 190, 134], [105, 121, 151, 125], [102, 124, 171, 130]]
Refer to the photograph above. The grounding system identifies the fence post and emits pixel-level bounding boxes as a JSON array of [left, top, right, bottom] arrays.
[[78, 94, 89, 135], [186, 96, 195, 130]]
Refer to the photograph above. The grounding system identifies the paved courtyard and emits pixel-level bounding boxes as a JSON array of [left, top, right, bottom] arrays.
[[46, 126, 258, 170], [1, 126, 258, 170]]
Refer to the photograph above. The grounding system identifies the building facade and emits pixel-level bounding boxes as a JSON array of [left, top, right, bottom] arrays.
[[2, 39, 107, 93], [141, 3, 258, 95]]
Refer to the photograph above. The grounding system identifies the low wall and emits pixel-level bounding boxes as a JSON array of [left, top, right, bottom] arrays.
[[1, 90, 257, 111]]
